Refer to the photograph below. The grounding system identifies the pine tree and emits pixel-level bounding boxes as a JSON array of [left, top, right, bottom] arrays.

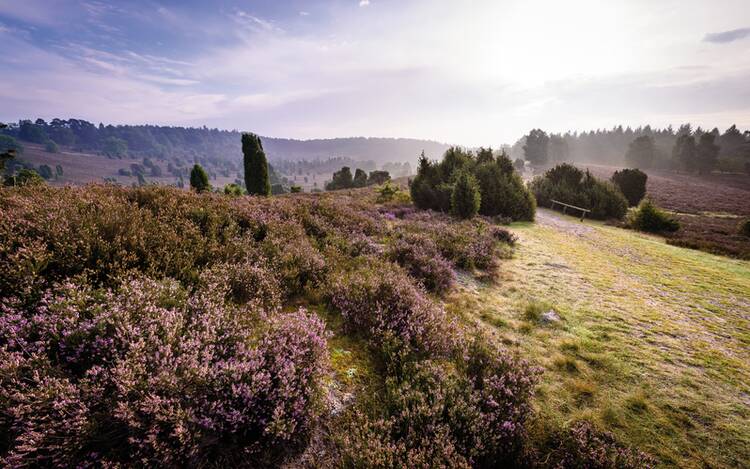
[[625, 136, 656, 169], [190, 164, 210, 193], [695, 132, 720, 174], [242, 133, 271, 196], [523, 129, 550, 166], [673, 134, 697, 172], [451, 171, 481, 219]]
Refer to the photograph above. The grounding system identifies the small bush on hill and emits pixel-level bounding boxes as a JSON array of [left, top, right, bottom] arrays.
[[328, 260, 454, 359], [190, 164, 210, 193], [611, 168, 647, 206], [368, 170, 391, 185], [223, 183, 244, 196], [398, 213, 501, 270], [627, 199, 679, 233], [375, 180, 400, 203], [4, 168, 44, 187], [387, 232, 454, 292], [44, 140, 59, 153], [338, 337, 540, 468], [542, 421, 655, 469], [410, 148, 535, 221], [530, 164, 627, 219]]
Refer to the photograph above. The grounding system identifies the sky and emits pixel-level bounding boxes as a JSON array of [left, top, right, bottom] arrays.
[[0, 0, 749, 146]]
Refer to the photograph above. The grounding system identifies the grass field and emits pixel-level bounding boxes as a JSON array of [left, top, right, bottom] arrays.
[[449, 208, 750, 468]]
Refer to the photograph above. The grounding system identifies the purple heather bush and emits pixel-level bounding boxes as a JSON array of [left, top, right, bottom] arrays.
[[544, 421, 656, 469], [387, 231, 455, 293], [338, 337, 541, 468], [0, 278, 329, 467], [328, 259, 455, 359]]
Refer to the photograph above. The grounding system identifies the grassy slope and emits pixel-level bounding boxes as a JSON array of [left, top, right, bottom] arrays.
[[448, 208, 750, 468]]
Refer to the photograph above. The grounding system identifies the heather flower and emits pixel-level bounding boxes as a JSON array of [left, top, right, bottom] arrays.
[[387, 231, 454, 293], [0, 277, 330, 467], [328, 259, 455, 359]]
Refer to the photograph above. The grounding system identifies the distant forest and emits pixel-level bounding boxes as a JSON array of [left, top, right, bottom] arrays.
[[0, 118, 449, 175], [511, 124, 750, 172]]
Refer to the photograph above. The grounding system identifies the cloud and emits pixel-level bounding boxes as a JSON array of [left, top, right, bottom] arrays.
[[703, 27, 750, 43], [234, 10, 281, 33], [359, 0, 370, 7]]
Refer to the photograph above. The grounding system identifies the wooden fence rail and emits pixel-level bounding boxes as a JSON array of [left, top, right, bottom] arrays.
[[550, 199, 591, 221]]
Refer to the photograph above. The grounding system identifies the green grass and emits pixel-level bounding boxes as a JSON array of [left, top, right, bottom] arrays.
[[448, 208, 750, 468]]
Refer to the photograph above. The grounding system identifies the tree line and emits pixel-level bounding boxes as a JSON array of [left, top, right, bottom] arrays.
[[517, 124, 750, 174]]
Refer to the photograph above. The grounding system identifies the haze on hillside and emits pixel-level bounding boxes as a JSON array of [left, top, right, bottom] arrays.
[[1, 0, 749, 147]]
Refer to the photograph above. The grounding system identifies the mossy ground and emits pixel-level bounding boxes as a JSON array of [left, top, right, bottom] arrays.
[[449, 208, 750, 468]]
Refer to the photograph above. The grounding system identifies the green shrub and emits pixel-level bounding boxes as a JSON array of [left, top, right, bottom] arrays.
[[451, 171, 481, 219], [627, 199, 679, 233], [411, 148, 534, 220], [376, 180, 399, 203], [326, 166, 353, 191], [367, 170, 391, 185], [290, 185, 302, 193], [737, 218, 750, 237], [353, 168, 368, 187], [611, 168, 647, 206], [475, 161, 535, 221], [189, 164, 210, 193], [44, 140, 59, 153], [37, 164, 53, 180], [530, 164, 627, 219], [223, 183, 244, 196], [5, 168, 45, 187]]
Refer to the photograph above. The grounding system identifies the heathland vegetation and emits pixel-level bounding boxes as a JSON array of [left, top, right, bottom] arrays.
[[0, 129, 674, 467], [1, 126, 748, 467]]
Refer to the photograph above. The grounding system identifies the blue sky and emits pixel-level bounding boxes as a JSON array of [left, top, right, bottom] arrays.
[[1, 0, 749, 145]]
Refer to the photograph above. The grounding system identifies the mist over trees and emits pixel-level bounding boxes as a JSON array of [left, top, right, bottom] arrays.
[[516, 124, 750, 173]]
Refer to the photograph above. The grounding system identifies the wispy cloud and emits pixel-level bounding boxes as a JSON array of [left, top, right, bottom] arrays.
[[234, 10, 282, 33], [703, 27, 750, 43], [1, 0, 749, 145]]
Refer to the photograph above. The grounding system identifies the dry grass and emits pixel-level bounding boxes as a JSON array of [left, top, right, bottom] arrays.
[[450, 208, 750, 468]]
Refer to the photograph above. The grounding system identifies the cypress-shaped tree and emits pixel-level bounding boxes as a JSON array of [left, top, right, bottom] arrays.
[[190, 164, 210, 193], [243, 133, 270, 196]]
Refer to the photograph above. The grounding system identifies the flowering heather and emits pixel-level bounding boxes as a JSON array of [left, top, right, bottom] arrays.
[[0, 278, 329, 467], [545, 421, 656, 469], [198, 260, 282, 312], [0, 184, 650, 467], [338, 343, 540, 468], [328, 259, 455, 358], [398, 213, 501, 270], [387, 231, 454, 293]]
